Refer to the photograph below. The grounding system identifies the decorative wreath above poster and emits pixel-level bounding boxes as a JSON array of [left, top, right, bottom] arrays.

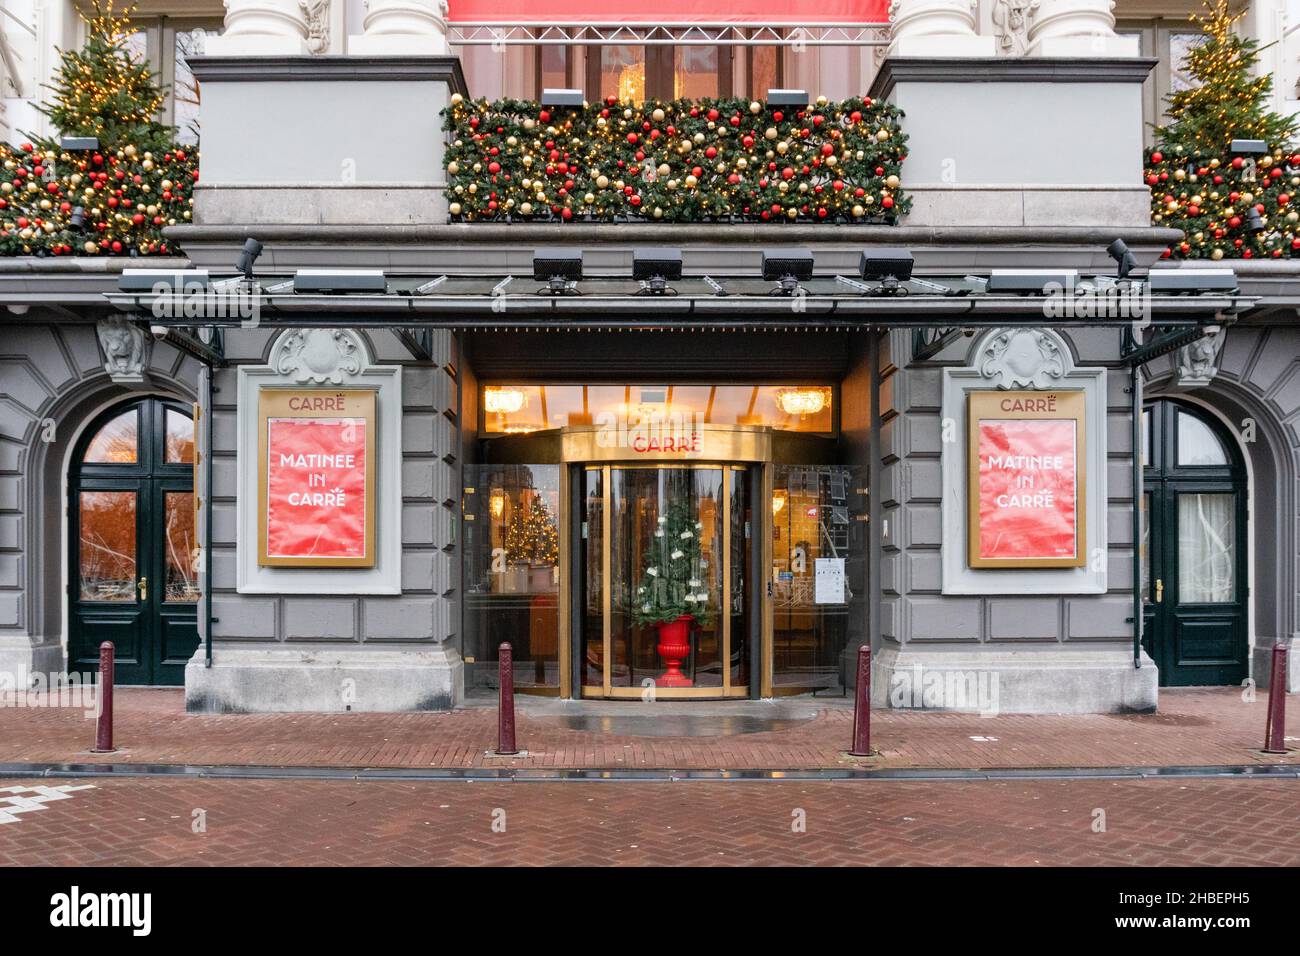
[[442, 94, 910, 223]]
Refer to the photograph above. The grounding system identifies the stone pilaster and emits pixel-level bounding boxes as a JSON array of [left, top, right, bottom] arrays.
[[203, 0, 311, 55], [1027, 0, 1140, 56], [888, 0, 997, 57], [349, 0, 450, 55]]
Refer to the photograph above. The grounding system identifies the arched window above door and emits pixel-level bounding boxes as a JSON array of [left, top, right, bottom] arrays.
[[83, 408, 138, 464]]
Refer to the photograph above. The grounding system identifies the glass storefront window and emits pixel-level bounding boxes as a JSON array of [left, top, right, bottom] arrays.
[[770, 465, 865, 694], [462, 464, 562, 691], [482, 383, 834, 434], [674, 46, 720, 99], [599, 45, 645, 102]]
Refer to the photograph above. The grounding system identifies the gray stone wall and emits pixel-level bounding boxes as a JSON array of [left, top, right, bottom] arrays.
[[877, 328, 1138, 649], [0, 320, 201, 684], [206, 327, 460, 649]]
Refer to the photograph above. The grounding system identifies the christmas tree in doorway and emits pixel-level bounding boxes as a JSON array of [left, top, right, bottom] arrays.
[[1146, 0, 1300, 259], [633, 500, 715, 688], [34, 0, 174, 153]]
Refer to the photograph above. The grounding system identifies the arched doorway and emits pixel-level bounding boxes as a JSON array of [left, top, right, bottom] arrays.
[[1142, 399, 1248, 686], [68, 397, 200, 685]]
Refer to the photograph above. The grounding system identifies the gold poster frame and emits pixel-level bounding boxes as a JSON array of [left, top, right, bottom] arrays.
[[967, 389, 1087, 569], [257, 387, 377, 568]]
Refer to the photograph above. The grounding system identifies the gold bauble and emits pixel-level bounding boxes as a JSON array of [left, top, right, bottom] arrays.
[[84, 241, 98, 253], [825, 155, 837, 167], [653, 206, 664, 219], [776, 141, 789, 155], [597, 175, 609, 188], [1211, 247, 1224, 260], [876, 129, 890, 142], [749, 101, 762, 114], [449, 202, 462, 215], [852, 204, 865, 217], [886, 174, 900, 188], [657, 164, 670, 177], [520, 202, 533, 215], [765, 127, 778, 140], [584, 193, 595, 204], [1174, 169, 1186, 180], [447, 161, 459, 175], [652, 108, 665, 122], [450, 93, 463, 105], [693, 132, 705, 145], [685, 175, 698, 187]]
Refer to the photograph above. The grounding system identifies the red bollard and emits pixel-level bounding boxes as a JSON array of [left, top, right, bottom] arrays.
[[496, 642, 519, 756], [1263, 642, 1289, 755], [849, 644, 872, 757], [91, 641, 116, 754]]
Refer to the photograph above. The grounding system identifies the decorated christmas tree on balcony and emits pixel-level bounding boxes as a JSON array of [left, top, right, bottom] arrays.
[[1146, 0, 1299, 259], [0, 0, 195, 256]]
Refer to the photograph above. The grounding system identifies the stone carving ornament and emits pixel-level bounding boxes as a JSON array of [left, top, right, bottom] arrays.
[[1175, 330, 1225, 388], [96, 317, 151, 384], [977, 327, 1067, 389], [300, 0, 331, 53], [273, 328, 366, 384], [992, 0, 1038, 55]]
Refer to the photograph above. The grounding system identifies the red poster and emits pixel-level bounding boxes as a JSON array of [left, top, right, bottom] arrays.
[[976, 420, 1077, 561], [265, 418, 368, 560]]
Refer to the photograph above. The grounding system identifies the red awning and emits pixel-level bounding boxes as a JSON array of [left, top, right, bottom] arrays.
[[445, 0, 888, 24]]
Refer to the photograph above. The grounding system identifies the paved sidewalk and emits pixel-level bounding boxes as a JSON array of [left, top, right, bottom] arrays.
[[0, 686, 1296, 770], [4, 775, 1297, 866]]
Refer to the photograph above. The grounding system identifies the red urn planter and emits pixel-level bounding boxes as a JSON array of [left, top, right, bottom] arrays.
[[654, 614, 695, 687]]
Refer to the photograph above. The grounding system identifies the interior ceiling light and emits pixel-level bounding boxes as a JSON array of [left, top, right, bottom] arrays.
[[484, 386, 526, 415], [776, 387, 828, 417]]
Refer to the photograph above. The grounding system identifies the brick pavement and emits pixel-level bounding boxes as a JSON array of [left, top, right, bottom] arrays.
[[0, 774, 1297, 866], [0, 686, 1296, 771]]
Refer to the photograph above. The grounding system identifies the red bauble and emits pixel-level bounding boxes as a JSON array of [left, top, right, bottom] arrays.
[[1151, 151, 1163, 163]]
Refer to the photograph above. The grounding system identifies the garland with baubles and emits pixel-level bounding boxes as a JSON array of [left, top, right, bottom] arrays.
[[1146, 146, 1300, 260], [0, 140, 196, 256], [442, 93, 910, 223]]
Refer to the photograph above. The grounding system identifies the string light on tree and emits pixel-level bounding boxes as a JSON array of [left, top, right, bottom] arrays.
[[1144, 0, 1299, 260]]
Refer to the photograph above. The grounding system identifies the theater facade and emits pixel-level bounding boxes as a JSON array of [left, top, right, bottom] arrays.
[[0, 0, 1298, 715]]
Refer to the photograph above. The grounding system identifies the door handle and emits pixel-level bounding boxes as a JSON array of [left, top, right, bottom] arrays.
[[138, 576, 148, 602], [1155, 578, 1163, 604]]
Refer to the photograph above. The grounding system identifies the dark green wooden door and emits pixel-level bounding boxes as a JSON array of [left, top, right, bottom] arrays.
[[1141, 400, 1248, 686], [69, 398, 200, 685]]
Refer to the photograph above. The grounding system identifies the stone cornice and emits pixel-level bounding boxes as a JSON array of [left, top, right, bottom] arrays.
[[870, 56, 1160, 100], [187, 55, 468, 95]]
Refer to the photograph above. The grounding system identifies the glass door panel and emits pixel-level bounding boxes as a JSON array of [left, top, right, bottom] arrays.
[[1176, 492, 1236, 603], [79, 491, 138, 601], [581, 464, 746, 698], [611, 467, 724, 692], [582, 468, 605, 692]]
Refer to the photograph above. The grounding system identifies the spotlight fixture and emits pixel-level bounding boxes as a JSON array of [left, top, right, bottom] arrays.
[[540, 88, 585, 108], [533, 248, 583, 295], [1107, 238, 1137, 280], [118, 269, 210, 293], [68, 206, 86, 232], [762, 247, 814, 295], [986, 269, 1079, 295], [292, 269, 388, 294], [632, 247, 682, 294], [1245, 208, 1266, 233], [1229, 138, 1268, 155], [236, 238, 263, 282], [859, 248, 914, 293], [766, 89, 809, 109], [1146, 269, 1238, 295], [60, 136, 99, 151]]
